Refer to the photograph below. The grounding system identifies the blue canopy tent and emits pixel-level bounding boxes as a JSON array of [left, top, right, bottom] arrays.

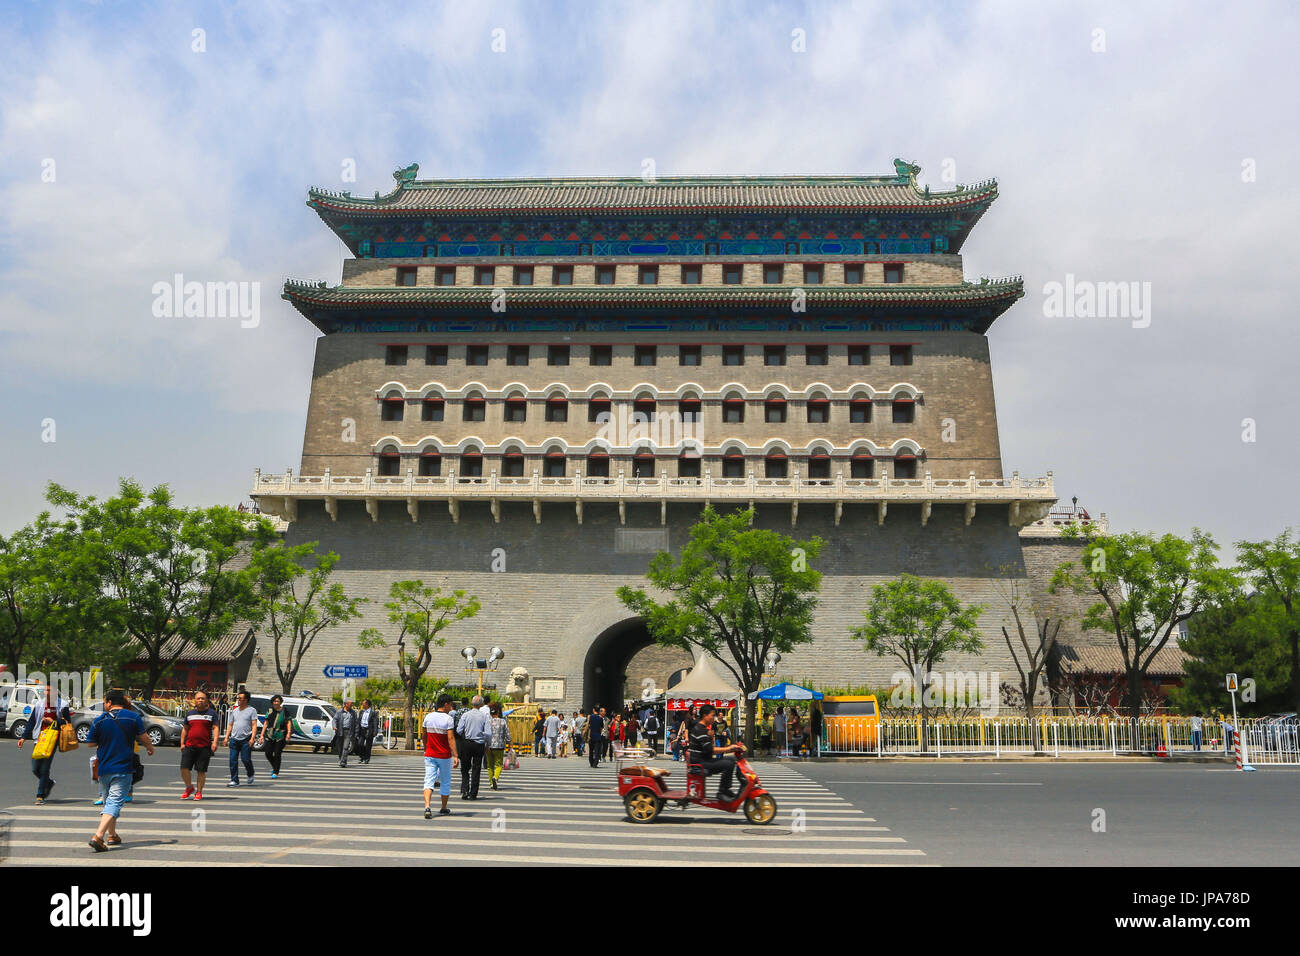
[[748, 683, 824, 755]]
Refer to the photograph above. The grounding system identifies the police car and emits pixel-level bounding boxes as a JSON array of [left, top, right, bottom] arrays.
[[247, 694, 337, 750]]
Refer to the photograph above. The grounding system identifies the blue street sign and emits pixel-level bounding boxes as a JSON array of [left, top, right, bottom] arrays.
[[323, 665, 368, 679]]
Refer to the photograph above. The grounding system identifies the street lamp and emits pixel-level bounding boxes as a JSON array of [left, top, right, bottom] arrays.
[[463, 645, 505, 696]]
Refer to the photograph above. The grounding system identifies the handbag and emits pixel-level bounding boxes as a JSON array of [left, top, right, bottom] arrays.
[[504, 748, 518, 770], [58, 722, 79, 753], [32, 725, 59, 760]]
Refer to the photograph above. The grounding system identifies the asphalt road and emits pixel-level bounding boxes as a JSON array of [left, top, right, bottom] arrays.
[[1, 740, 1295, 866]]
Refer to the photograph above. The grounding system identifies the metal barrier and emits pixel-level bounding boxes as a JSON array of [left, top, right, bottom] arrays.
[[818, 715, 1295, 759]]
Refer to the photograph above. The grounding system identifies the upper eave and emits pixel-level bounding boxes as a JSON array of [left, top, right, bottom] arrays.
[[282, 278, 1024, 334]]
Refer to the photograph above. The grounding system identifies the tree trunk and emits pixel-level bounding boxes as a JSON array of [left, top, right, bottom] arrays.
[[743, 695, 758, 750], [403, 685, 416, 750]]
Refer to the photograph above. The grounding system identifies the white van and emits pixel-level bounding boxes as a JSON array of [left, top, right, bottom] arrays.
[[247, 694, 337, 750], [2, 682, 48, 738]]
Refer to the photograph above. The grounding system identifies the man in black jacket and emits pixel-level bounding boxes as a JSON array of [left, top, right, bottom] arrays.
[[688, 704, 744, 799], [356, 699, 380, 764], [586, 707, 605, 768]]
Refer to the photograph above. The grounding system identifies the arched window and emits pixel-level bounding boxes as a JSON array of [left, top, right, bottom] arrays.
[[764, 396, 786, 424], [504, 394, 527, 423], [462, 391, 486, 423], [678, 394, 702, 423], [376, 444, 401, 476], [850, 453, 874, 479], [381, 390, 405, 422], [418, 452, 442, 477], [764, 452, 788, 479], [501, 447, 525, 477], [543, 449, 566, 478], [894, 454, 917, 479], [421, 396, 444, 422], [721, 450, 745, 479], [587, 450, 610, 479], [632, 450, 655, 478], [545, 393, 568, 423], [678, 451, 701, 479], [588, 393, 612, 424], [722, 394, 745, 424], [807, 447, 831, 480], [807, 394, 830, 424], [892, 393, 916, 424], [460, 447, 483, 479], [633, 393, 657, 423], [850, 396, 872, 424]]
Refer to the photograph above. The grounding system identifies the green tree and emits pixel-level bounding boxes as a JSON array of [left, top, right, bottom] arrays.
[[991, 565, 1061, 723], [1236, 531, 1300, 713], [51, 479, 278, 701], [851, 574, 985, 745], [617, 507, 823, 748], [1052, 528, 1233, 721], [357, 580, 481, 750], [1171, 592, 1291, 715], [252, 544, 366, 694]]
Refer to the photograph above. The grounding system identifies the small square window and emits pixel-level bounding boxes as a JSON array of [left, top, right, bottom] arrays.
[[893, 401, 915, 424], [722, 457, 745, 478], [850, 401, 871, 424], [851, 458, 874, 479], [723, 401, 745, 424], [808, 457, 831, 480], [843, 264, 864, 284], [426, 345, 447, 365], [596, 265, 617, 285], [678, 456, 701, 479], [890, 345, 913, 366], [502, 455, 524, 477], [681, 264, 702, 285], [848, 345, 870, 366], [419, 455, 442, 477], [588, 400, 611, 423], [548, 345, 570, 366], [507, 345, 530, 366], [884, 263, 904, 284], [377, 455, 400, 476], [807, 402, 829, 424], [763, 263, 783, 284], [474, 266, 495, 286], [435, 266, 456, 286], [632, 457, 655, 479], [514, 266, 534, 286], [466, 345, 489, 366], [805, 345, 827, 365], [460, 456, 483, 478], [803, 264, 823, 284], [722, 345, 745, 366], [544, 457, 566, 478], [678, 401, 701, 423], [895, 458, 917, 479], [589, 345, 612, 366], [587, 455, 610, 478], [463, 401, 486, 422], [504, 401, 527, 423], [765, 457, 788, 479], [545, 401, 568, 423], [385, 345, 408, 366], [764, 402, 786, 424], [421, 400, 444, 422], [635, 345, 657, 366], [638, 265, 658, 285], [381, 399, 404, 422], [722, 264, 743, 285], [396, 266, 417, 286], [764, 346, 786, 367], [633, 399, 656, 422], [552, 265, 573, 286], [679, 346, 701, 367]]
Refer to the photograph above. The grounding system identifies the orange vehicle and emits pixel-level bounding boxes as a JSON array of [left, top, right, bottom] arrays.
[[820, 695, 880, 751]]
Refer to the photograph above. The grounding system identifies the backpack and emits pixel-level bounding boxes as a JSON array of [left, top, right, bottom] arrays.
[[645, 715, 659, 734]]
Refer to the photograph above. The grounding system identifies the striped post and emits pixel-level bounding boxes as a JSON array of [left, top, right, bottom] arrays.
[[1234, 733, 1243, 771]]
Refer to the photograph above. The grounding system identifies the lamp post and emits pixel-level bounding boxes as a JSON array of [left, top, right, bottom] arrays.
[[462, 645, 505, 696]]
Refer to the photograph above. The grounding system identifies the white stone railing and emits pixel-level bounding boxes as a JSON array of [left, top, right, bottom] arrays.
[[252, 467, 1053, 501]]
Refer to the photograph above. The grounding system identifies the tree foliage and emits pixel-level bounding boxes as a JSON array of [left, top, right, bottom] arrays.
[[1236, 531, 1300, 713], [617, 507, 823, 747]]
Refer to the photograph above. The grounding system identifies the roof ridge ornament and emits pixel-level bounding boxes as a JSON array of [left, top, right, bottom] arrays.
[[892, 158, 921, 187], [393, 162, 420, 186]]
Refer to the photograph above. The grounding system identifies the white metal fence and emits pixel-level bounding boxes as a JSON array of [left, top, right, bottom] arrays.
[[820, 716, 1299, 762]]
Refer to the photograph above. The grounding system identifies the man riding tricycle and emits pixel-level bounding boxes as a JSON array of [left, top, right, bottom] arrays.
[[617, 704, 777, 825]]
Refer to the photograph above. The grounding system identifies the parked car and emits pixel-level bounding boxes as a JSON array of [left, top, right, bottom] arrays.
[[246, 693, 337, 751], [71, 700, 184, 747], [2, 681, 46, 738]]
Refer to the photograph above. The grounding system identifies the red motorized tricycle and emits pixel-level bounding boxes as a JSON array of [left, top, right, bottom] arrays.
[[617, 745, 777, 825]]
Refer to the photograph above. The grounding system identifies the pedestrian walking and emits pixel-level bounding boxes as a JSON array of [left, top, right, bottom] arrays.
[[643, 709, 661, 755], [87, 689, 154, 852], [334, 699, 358, 767], [587, 707, 606, 767], [572, 710, 587, 757], [544, 709, 560, 758], [773, 705, 787, 755], [625, 711, 639, 749], [557, 714, 571, 757], [485, 701, 512, 790], [1191, 714, 1204, 752], [17, 682, 69, 805], [179, 690, 219, 799], [608, 712, 624, 760], [533, 710, 546, 757], [257, 695, 291, 778], [458, 694, 491, 798], [422, 694, 459, 818], [357, 699, 379, 764], [222, 690, 258, 787]]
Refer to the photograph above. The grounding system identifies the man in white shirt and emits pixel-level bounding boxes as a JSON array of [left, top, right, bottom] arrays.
[[222, 691, 258, 787], [422, 694, 459, 818], [544, 709, 561, 759]]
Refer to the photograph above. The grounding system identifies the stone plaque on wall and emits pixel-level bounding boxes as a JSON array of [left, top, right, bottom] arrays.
[[533, 678, 565, 700], [616, 528, 669, 553]]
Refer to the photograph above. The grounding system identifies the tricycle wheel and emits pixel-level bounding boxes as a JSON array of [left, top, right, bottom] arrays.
[[744, 794, 777, 825], [624, 789, 663, 823]]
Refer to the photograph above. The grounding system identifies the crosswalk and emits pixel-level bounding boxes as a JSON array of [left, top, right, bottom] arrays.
[[2, 751, 927, 866]]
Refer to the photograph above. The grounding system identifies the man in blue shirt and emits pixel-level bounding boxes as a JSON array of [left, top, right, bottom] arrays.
[[87, 689, 154, 852], [456, 695, 491, 799]]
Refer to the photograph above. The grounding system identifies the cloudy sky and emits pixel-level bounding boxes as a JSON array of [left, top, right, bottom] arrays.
[[1, 0, 1296, 555]]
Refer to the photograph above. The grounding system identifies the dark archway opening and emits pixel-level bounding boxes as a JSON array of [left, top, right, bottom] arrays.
[[583, 618, 654, 711]]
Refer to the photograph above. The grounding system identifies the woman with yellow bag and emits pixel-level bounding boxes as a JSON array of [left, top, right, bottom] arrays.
[[16, 683, 70, 805]]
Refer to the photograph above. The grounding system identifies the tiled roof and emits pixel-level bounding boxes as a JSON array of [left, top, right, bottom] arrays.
[[131, 626, 256, 663], [282, 277, 1025, 311], [1057, 642, 1190, 677], [307, 172, 998, 217]]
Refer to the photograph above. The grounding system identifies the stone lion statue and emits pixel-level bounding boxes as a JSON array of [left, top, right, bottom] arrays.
[[504, 666, 530, 701]]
